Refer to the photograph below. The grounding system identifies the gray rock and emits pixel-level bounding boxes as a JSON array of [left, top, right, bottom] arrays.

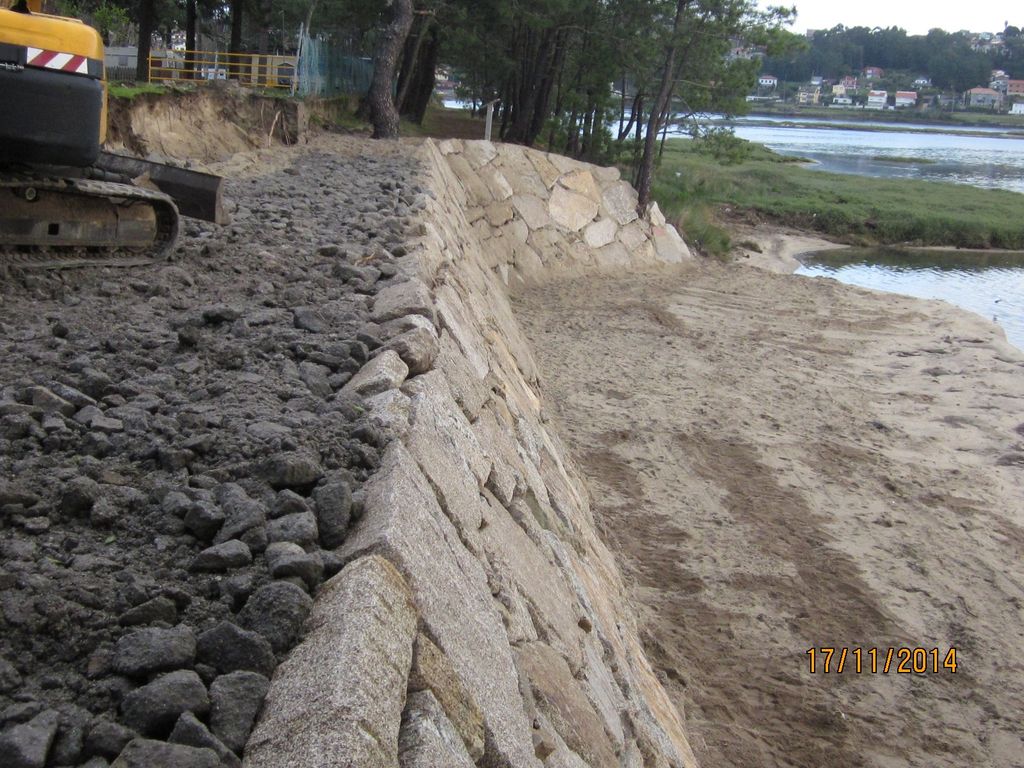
[[112, 625, 196, 677], [339, 444, 540, 768], [339, 350, 408, 398], [183, 501, 225, 541], [270, 490, 308, 519], [196, 622, 276, 678], [73, 405, 104, 427], [238, 581, 312, 653], [80, 758, 110, 768], [90, 415, 124, 434], [244, 556, 417, 768], [161, 491, 192, 517], [399, 690, 476, 768], [0, 483, 39, 508], [382, 326, 439, 376], [264, 542, 323, 588], [265, 510, 318, 547], [1, 701, 44, 724], [40, 412, 68, 433], [260, 453, 323, 490], [213, 486, 265, 545], [370, 278, 435, 324], [238, 523, 268, 555], [48, 382, 96, 409], [190, 540, 252, 573], [209, 671, 271, 754], [169, 712, 241, 768], [2, 412, 38, 439], [0, 657, 22, 692], [79, 368, 114, 398], [246, 421, 291, 442], [292, 307, 326, 334], [90, 497, 119, 528], [0, 709, 60, 768], [298, 361, 332, 398], [119, 596, 178, 627], [335, 263, 381, 284], [201, 305, 241, 325], [50, 720, 86, 765], [312, 475, 352, 549], [110, 738, 220, 768], [84, 719, 135, 759], [61, 476, 101, 516], [27, 385, 76, 416], [120, 670, 209, 736]]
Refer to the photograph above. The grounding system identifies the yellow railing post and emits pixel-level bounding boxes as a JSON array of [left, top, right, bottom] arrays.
[[137, 49, 297, 89]]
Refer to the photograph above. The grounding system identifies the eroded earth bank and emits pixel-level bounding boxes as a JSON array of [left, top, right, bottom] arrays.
[[514, 263, 1024, 767]]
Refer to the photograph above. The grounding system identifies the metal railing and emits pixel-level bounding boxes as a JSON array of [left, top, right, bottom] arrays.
[[147, 49, 297, 90]]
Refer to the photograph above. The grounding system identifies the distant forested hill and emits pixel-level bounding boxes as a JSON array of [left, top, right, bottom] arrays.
[[761, 26, 1024, 89]]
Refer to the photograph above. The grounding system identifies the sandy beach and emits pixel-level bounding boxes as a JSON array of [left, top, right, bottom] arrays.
[[513, 256, 1024, 767]]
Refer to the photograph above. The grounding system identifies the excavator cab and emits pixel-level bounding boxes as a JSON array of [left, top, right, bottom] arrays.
[[0, 0, 107, 167]]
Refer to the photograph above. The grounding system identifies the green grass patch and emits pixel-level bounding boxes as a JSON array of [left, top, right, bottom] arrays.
[[412, 103, 487, 140], [652, 140, 1024, 250], [748, 104, 1024, 130], [107, 83, 167, 99]]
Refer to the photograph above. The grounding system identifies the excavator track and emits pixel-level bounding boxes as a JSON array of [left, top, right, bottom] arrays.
[[0, 174, 179, 270]]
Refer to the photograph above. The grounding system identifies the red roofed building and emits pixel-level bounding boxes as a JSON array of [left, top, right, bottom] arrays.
[[894, 91, 917, 108], [967, 87, 1002, 108]]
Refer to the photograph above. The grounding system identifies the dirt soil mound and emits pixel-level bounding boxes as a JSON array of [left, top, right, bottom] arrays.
[[106, 86, 307, 164]]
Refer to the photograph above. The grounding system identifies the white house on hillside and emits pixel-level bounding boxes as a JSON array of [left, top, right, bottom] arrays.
[[758, 74, 778, 89], [866, 90, 888, 109], [894, 91, 917, 108]]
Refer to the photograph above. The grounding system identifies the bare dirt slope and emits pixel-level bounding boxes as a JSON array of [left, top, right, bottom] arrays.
[[513, 262, 1024, 768]]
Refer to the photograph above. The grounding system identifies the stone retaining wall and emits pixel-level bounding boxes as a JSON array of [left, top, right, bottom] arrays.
[[244, 140, 697, 768]]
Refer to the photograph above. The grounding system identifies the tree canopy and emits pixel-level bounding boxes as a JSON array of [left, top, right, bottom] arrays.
[[761, 24, 1024, 90]]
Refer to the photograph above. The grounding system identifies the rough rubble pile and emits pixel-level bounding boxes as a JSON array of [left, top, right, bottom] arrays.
[[0, 139, 423, 767]]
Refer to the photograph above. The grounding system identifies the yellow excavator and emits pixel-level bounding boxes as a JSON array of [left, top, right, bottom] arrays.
[[0, 0, 223, 267]]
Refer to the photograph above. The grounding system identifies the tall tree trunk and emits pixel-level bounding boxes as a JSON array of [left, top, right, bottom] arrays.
[[636, 0, 687, 214], [658, 99, 672, 159], [619, 72, 626, 137], [526, 28, 567, 146], [548, 46, 568, 148], [618, 89, 642, 142], [396, 13, 431, 114], [579, 93, 595, 159], [185, 0, 196, 79], [403, 24, 439, 123], [135, 0, 155, 81], [369, 0, 414, 139], [229, 0, 243, 78]]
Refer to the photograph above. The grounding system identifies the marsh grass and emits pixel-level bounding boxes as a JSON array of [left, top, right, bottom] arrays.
[[107, 83, 168, 99], [653, 141, 1024, 251]]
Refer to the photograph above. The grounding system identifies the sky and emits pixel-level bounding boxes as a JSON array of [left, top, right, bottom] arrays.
[[774, 0, 1016, 36]]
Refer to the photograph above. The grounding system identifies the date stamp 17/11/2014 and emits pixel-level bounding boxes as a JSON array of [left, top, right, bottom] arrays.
[[806, 647, 958, 674]]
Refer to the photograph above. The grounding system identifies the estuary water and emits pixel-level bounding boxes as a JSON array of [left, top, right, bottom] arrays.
[[727, 120, 1024, 194], [797, 248, 1024, 350]]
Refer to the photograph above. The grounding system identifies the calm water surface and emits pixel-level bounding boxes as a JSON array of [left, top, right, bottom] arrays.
[[728, 123, 1024, 193], [796, 248, 1024, 351]]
